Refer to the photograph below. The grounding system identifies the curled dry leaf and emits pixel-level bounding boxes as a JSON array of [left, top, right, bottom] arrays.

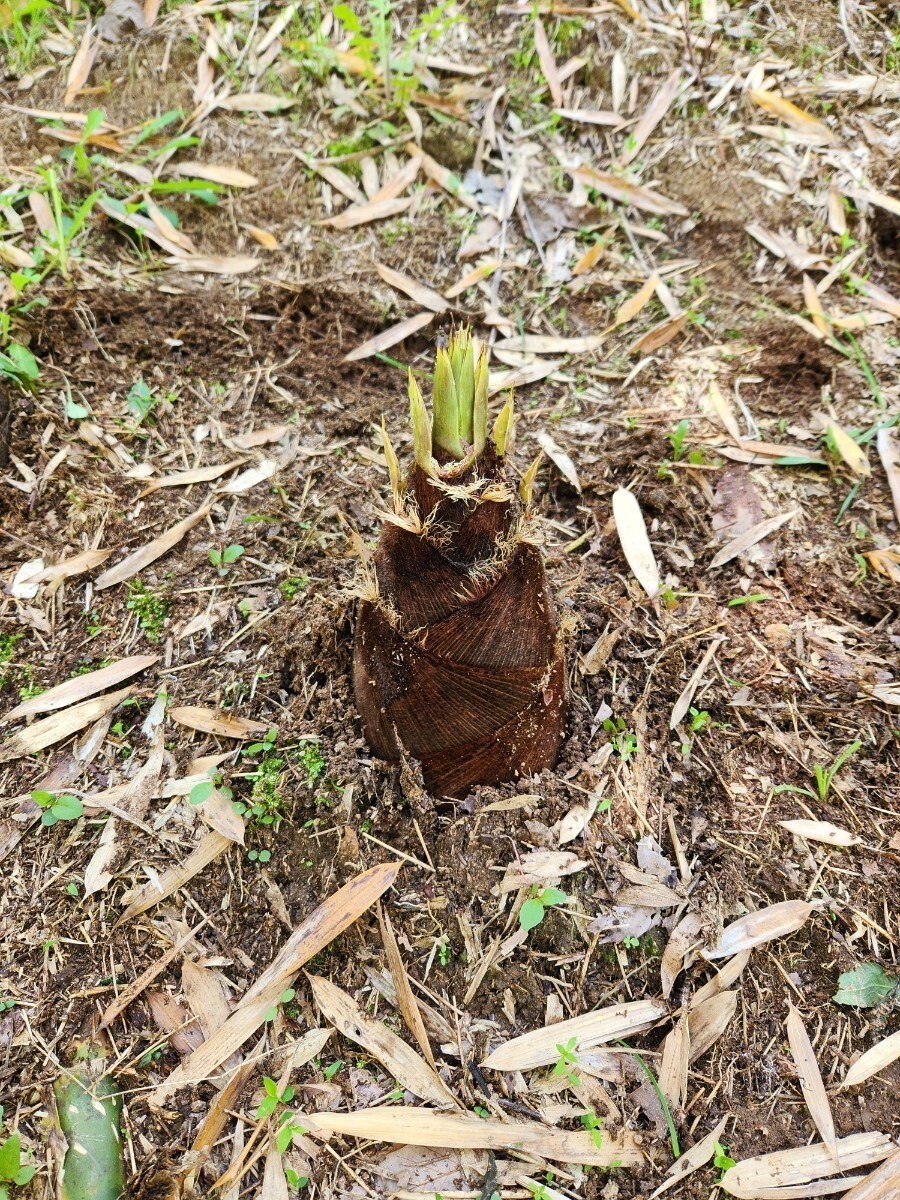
[[703, 901, 815, 960], [840, 1029, 900, 1090], [170, 161, 258, 187], [535, 430, 581, 492], [649, 1115, 729, 1198], [482, 998, 665, 1071], [94, 503, 211, 590], [118, 831, 232, 925], [749, 88, 837, 144], [660, 912, 702, 999], [779, 820, 861, 848], [375, 263, 448, 313], [306, 1108, 644, 1167], [168, 706, 268, 738], [306, 972, 457, 1108], [612, 487, 660, 597], [10, 547, 110, 588], [786, 1002, 838, 1164], [3, 654, 157, 724], [719, 1131, 895, 1199], [709, 510, 796, 569], [0, 686, 131, 763]]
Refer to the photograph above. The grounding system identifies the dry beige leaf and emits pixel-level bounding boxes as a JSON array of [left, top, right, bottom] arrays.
[[241, 223, 278, 249], [626, 312, 688, 355], [96, 198, 185, 256], [779, 820, 861, 848], [670, 639, 724, 729], [571, 239, 606, 276], [118, 831, 231, 925], [0, 686, 131, 763], [650, 1115, 729, 1198], [149, 862, 400, 1104], [261, 1137, 289, 1200], [167, 254, 260, 275], [217, 92, 296, 112], [307, 973, 457, 1108], [707, 379, 742, 442], [94, 502, 211, 590], [658, 1014, 689, 1111], [482, 998, 664, 1072], [227, 425, 289, 450], [11, 548, 110, 589], [619, 70, 680, 166], [321, 195, 414, 230], [3, 655, 157, 724], [572, 167, 688, 216], [195, 788, 245, 844], [492, 332, 607, 355], [616, 882, 682, 908], [99, 917, 211, 1029], [535, 430, 581, 492], [704, 901, 814, 960], [720, 1132, 895, 1199], [826, 422, 870, 476], [182, 960, 231, 1039], [139, 460, 245, 496], [841, 1030, 900, 1090], [143, 193, 195, 253], [0, 241, 35, 269], [692, 948, 752, 1008], [444, 260, 499, 297], [803, 275, 829, 339], [845, 187, 900, 220], [556, 108, 624, 128], [84, 734, 165, 895], [660, 912, 702, 999], [787, 1002, 837, 1163], [612, 487, 660, 597], [617, 272, 660, 325], [168, 706, 268, 739], [709, 510, 796, 569], [533, 17, 562, 107], [306, 159, 366, 204], [307, 1108, 643, 1167], [64, 22, 97, 105], [28, 190, 56, 237], [378, 903, 436, 1069], [688, 991, 737, 1063], [841, 1148, 900, 1200], [171, 161, 258, 187], [343, 312, 435, 362], [376, 263, 448, 313], [373, 153, 422, 203], [744, 223, 827, 271], [749, 89, 837, 144], [219, 459, 277, 494]]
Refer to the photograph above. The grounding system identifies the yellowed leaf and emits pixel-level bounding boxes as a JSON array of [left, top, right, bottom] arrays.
[[749, 89, 837, 144], [28, 190, 56, 237], [375, 263, 448, 313], [99, 917, 212, 1029], [866, 549, 900, 584], [556, 108, 624, 128], [492, 332, 608, 355], [0, 241, 35, 269], [787, 1002, 837, 1163], [707, 379, 742, 442], [826, 421, 870, 475], [241, 223, 278, 249], [688, 991, 737, 1063], [321, 195, 414, 230], [617, 272, 660, 326], [373, 153, 422, 203], [3, 655, 157, 724], [171, 161, 258, 187], [217, 92, 296, 112], [661, 912, 702, 999]]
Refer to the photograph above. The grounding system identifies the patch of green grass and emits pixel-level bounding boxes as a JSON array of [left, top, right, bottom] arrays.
[[0, 633, 23, 688], [280, 575, 309, 601], [126, 581, 172, 643]]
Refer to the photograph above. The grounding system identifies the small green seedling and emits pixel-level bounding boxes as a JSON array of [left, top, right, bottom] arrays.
[[728, 593, 769, 606], [264, 988, 296, 1023], [0, 1115, 35, 1199], [189, 771, 233, 807], [689, 707, 710, 733], [580, 1109, 604, 1149], [603, 716, 639, 762], [519, 884, 568, 932], [285, 1167, 309, 1190], [256, 1076, 294, 1120], [31, 790, 83, 827], [125, 377, 156, 423], [247, 849, 271, 864], [322, 1059, 344, 1081], [714, 1140, 736, 1182], [553, 1036, 581, 1087], [667, 419, 690, 461], [210, 544, 244, 573], [775, 740, 861, 802]]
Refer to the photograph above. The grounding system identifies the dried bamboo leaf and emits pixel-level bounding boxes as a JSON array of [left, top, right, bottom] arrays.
[[749, 89, 837, 144], [0, 686, 131, 763], [692, 948, 752, 1007], [94, 503, 211, 589], [612, 487, 660, 597], [535, 430, 581, 492], [262, 1137, 289, 1200], [166, 255, 260, 275], [343, 312, 435, 362], [616, 882, 682, 908], [99, 917, 211, 1029], [670, 639, 724, 729], [219, 459, 277, 493], [660, 912, 702, 999], [195, 788, 245, 844], [617, 272, 660, 325], [217, 92, 297, 112], [378, 903, 436, 1069], [720, 1132, 895, 1199], [372, 153, 422, 203], [703, 901, 814, 960], [170, 161, 258, 187], [572, 167, 688, 215], [556, 108, 624, 128], [10, 547, 110, 588], [321, 195, 414, 230], [650, 1115, 729, 1198], [709, 510, 796, 568], [787, 1002, 837, 1163], [375, 263, 448, 313], [688, 991, 737, 1063], [64, 22, 98, 105], [227, 425, 289, 450], [148, 863, 400, 1104], [841, 1148, 900, 1200], [3, 655, 157, 724], [482, 998, 665, 1072], [118, 831, 231, 925], [707, 379, 742, 442], [658, 1014, 689, 1110], [182, 960, 231, 1039], [306, 1108, 644, 1167], [168, 706, 268, 738], [778, 820, 861, 848], [139, 460, 245, 495], [492, 332, 608, 354], [533, 17, 562, 106], [841, 1030, 900, 1090], [307, 973, 457, 1108], [619, 71, 680, 166]]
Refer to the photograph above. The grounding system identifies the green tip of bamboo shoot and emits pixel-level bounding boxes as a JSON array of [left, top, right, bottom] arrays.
[[473, 343, 488, 457], [451, 328, 475, 446], [54, 1065, 125, 1200], [519, 450, 543, 504], [431, 346, 463, 459], [491, 392, 515, 457], [408, 371, 436, 476]]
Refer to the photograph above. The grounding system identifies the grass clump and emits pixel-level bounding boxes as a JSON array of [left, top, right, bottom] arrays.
[[126, 581, 172, 642]]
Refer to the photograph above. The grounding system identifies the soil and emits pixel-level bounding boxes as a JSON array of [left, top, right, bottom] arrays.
[[0, 4, 898, 1200]]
